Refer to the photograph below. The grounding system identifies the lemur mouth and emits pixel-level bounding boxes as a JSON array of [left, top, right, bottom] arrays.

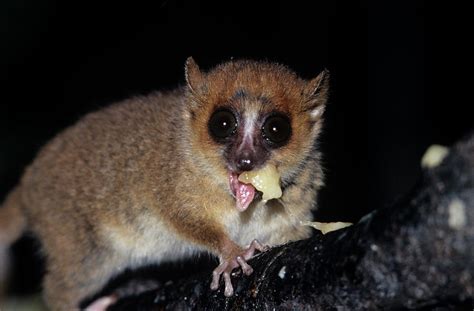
[[228, 172, 256, 212]]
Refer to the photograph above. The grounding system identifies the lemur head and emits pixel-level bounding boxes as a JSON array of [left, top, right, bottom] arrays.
[[183, 57, 329, 208]]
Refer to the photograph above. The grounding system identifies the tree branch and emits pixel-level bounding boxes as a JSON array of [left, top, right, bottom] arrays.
[[108, 132, 474, 310]]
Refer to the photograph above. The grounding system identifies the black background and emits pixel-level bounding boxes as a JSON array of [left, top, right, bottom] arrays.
[[1, 0, 471, 296]]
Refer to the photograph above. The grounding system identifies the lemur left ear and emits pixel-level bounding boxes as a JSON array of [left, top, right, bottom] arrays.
[[303, 69, 330, 121], [185, 57, 206, 96]]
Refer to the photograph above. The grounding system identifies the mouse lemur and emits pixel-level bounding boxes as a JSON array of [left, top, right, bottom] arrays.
[[0, 57, 328, 310]]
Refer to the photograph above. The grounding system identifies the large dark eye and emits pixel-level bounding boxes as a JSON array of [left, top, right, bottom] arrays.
[[208, 109, 238, 140], [262, 114, 292, 146]]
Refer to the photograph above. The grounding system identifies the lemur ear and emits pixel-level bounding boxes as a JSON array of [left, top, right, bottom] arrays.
[[185, 57, 206, 96], [303, 69, 330, 121]]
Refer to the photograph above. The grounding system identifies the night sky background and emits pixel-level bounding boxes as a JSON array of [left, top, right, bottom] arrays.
[[1, 0, 471, 298]]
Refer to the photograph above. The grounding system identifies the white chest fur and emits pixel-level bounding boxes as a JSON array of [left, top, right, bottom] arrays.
[[222, 199, 307, 247]]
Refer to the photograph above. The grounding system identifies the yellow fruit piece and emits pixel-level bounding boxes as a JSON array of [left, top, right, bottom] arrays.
[[238, 164, 282, 202], [300, 221, 353, 235], [421, 144, 449, 168]]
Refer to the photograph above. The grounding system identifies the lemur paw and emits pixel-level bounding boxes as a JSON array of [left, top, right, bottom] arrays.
[[210, 239, 269, 296]]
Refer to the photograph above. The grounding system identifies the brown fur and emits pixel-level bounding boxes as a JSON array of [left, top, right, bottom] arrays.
[[0, 58, 328, 310]]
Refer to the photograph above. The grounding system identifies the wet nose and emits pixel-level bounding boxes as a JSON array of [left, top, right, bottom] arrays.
[[237, 157, 254, 172], [236, 151, 256, 172]]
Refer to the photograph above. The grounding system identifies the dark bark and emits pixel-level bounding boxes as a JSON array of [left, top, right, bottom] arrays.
[[108, 132, 474, 310]]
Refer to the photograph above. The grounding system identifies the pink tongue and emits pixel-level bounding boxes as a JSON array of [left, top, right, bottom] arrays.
[[229, 173, 256, 212]]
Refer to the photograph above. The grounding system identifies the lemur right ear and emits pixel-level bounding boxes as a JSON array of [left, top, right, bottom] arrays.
[[303, 69, 330, 121], [185, 57, 206, 96]]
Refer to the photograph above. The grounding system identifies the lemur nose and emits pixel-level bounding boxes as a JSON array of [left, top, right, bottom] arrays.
[[237, 157, 254, 172], [235, 149, 257, 172]]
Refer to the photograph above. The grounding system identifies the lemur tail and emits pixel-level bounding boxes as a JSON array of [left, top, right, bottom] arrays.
[[0, 187, 27, 298]]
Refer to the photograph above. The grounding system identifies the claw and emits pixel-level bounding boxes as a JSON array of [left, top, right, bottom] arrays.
[[242, 239, 269, 260], [236, 256, 253, 275], [223, 272, 233, 296], [251, 239, 270, 252], [211, 262, 227, 290], [211, 271, 219, 290]]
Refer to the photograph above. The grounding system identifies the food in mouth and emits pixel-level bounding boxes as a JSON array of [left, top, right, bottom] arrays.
[[229, 164, 283, 212]]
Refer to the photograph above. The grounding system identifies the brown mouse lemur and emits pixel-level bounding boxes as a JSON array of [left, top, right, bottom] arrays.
[[0, 57, 328, 310]]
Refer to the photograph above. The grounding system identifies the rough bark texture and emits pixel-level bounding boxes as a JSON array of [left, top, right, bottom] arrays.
[[108, 132, 474, 310]]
